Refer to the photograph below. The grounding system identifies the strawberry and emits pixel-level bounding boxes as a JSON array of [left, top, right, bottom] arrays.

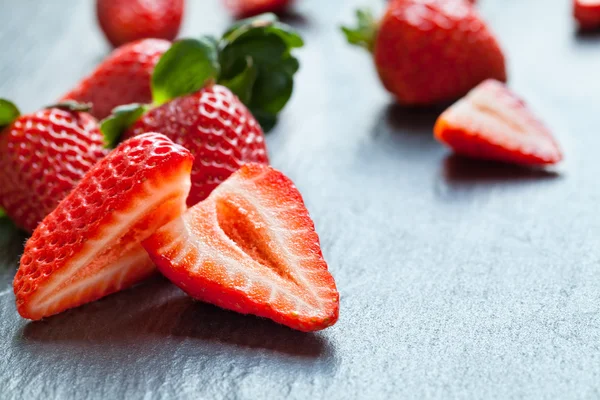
[[342, 0, 506, 106], [224, 0, 292, 18], [143, 163, 339, 332], [124, 85, 268, 206], [96, 0, 184, 47], [434, 79, 563, 166], [13, 132, 193, 320], [0, 100, 107, 232], [102, 15, 303, 204], [61, 39, 170, 120], [574, 0, 600, 30]]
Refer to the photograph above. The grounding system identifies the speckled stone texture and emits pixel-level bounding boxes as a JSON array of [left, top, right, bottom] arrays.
[[1, 0, 599, 398]]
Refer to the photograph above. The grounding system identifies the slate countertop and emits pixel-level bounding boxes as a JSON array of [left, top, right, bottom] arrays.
[[1, 0, 599, 399]]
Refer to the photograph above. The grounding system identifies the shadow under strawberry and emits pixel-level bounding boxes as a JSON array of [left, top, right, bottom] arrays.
[[383, 103, 448, 136], [441, 154, 561, 184], [574, 28, 600, 41], [20, 277, 334, 358], [0, 219, 27, 268], [277, 10, 310, 28]]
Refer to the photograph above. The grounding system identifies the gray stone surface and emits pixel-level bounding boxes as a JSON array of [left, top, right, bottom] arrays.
[[1, 0, 599, 399]]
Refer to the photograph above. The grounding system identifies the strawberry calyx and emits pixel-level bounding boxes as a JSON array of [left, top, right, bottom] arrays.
[[100, 13, 303, 144], [218, 13, 303, 131], [341, 9, 379, 53], [151, 36, 221, 106], [100, 103, 149, 148], [0, 99, 20, 130], [151, 13, 303, 131]]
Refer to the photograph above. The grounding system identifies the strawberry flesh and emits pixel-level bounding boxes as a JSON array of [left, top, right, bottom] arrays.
[[434, 79, 563, 166], [14, 132, 193, 320], [143, 163, 339, 332]]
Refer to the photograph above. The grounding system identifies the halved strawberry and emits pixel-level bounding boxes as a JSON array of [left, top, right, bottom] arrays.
[[434, 79, 563, 166], [574, 0, 600, 30], [14, 132, 193, 320], [143, 163, 339, 332]]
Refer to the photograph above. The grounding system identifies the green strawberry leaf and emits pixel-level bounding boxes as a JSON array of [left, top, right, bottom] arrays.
[[152, 36, 220, 105], [0, 99, 20, 129], [218, 14, 303, 132], [0, 207, 5, 219], [46, 101, 92, 112], [249, 109, 278, 133], [100, 103, 148, 148], [341, 9, 378, 52], [219, 57, 258, 105], [250, 58, 295, 115]]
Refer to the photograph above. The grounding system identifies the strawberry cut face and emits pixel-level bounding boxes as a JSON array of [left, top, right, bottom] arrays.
[[14, 132, 193, 320], [434, 79, 563, 166], [143, 163, 339, 332]]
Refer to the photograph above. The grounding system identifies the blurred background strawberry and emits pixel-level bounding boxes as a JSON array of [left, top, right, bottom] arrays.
[[97, 0, 184, 47], [223, 0, 293, 18]]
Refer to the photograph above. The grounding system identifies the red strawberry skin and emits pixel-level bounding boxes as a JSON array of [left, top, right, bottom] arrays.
[[61, 39, 170, 120], [434, 79, 563, 166], [574, 0, 600, 30], [374, 0, 506, 105], [13, 132, 193, 320], [0, 109, 107, 232], [143, 163, 339, 332], [124, 84, 269, 207], [96, 0, 184, 47], [224, 0, 292, 18]]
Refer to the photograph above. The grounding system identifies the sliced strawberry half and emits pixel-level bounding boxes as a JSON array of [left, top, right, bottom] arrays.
[[143, 163, 339, 332], [14, 132, 193, 320], [574, 0, 600, 29], [434, 79, 563, 166]]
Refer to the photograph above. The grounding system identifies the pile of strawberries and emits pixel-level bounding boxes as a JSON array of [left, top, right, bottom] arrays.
[[1, 0, 598, 332], [2, 14, 338, 332]]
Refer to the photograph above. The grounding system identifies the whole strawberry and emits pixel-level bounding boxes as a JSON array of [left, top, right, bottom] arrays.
[[0, 100, 107, 232], [97, 0, 184, 47], [224, 0, 292, 18], [342, 0, 506, 106], [574, 0, 600, 30], [103, 14, 303, 205], [61, 39, 170, 120], [124, 85, 268, 206]]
